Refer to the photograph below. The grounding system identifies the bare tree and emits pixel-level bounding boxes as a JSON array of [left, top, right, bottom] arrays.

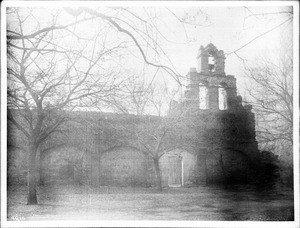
[[244, 43, 293, 162], [7, 8, 127, 204], [149, 82, 180, 117], [110, 70, 179, 116], [112, 74, 156, 115], [7, 7, 210, 204], [132, 107, 230, 190], [226, 6, 293, 57], [134, 114, 188, 191]]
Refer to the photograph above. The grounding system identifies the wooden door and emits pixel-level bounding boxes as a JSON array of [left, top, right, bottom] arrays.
[[168, 156, 182, 187]]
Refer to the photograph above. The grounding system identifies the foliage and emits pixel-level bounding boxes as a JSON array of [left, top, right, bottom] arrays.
[[252, 151, 281, 189]]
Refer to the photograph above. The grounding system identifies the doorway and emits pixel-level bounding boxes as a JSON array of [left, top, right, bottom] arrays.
[[167, 155, 182, 187]]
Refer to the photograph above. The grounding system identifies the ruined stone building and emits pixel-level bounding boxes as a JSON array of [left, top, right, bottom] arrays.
[[163, 43, 260, 185], [171, 43, 242, 112], [8, 44, 262, 188]]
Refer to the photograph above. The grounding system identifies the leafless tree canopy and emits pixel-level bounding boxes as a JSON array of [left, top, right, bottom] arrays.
[[245, 43, 293, 160], [6, 7, 212, 204]]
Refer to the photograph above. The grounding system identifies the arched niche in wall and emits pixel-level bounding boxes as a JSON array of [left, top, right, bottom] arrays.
[[99, 145, 154, 187], [199, 80, 209, 110], [218, 82, 228, 110]]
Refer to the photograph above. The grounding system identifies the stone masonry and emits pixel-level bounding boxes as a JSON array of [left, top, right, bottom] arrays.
[[8, 44, 261, 187]]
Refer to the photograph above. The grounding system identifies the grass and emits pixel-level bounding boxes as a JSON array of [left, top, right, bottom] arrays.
[[7, 184, 294, 221]]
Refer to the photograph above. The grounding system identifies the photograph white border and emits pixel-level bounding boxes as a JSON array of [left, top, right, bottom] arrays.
[[1, 1, 299, 227]]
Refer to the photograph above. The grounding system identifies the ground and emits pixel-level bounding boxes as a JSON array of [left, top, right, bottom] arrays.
[[7, 184, 294, 221]]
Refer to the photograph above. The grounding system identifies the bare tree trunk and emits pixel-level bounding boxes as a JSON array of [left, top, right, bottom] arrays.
[[153, 157, 162, 191], [27, 144, 38, 205], [39, 151, 46, 186]]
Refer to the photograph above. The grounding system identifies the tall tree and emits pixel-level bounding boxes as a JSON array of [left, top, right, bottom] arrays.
[[244, 42, 293, 162], [7, 8, 125, 204], [133, 113, 189, 191], [7, 7, 209, 204]]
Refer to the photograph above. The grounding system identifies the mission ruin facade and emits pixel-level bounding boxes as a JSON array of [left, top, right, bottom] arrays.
[[8, 44, 263, 188]]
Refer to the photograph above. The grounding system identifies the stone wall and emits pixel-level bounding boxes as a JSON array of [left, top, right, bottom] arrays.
[[7, 105, 259, 187], [98, 146, 155, 187], [7, 43, 262, 188]]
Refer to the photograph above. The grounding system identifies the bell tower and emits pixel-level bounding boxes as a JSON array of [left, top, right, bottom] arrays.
[[197, 43, 226, 76], [183, 43, 239, 112], [169, 43, 259, 167]]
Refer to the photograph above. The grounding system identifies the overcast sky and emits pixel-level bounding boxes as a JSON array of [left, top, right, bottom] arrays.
[[152, 6, 293, 95], [4, 2, 295, 114]]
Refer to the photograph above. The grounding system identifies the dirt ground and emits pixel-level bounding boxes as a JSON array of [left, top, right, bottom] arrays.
[[7, 184, 294, 221]]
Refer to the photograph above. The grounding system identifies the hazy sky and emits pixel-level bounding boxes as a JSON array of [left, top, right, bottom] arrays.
[[153, 6, 293, 93], [4, 2, 295, 114]]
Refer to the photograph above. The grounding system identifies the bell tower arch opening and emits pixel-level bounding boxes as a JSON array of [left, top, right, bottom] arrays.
[[208, 56, 215, 73], [218, 82, 228, 110], [199, 80, 209, 110]]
